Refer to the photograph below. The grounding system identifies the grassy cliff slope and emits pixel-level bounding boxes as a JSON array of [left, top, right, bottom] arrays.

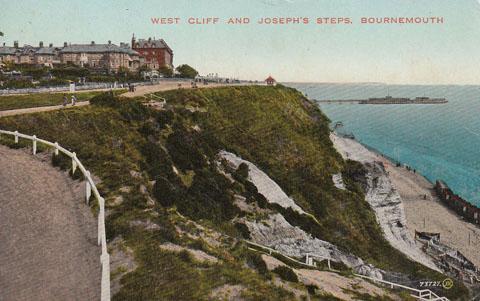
[[0, 85, 468, 300]]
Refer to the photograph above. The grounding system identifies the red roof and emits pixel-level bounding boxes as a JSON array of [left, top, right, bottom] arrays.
[[265, 76, 275, 82]]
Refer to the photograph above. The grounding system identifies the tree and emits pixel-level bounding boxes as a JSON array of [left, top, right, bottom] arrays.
[[175, 64, 198, 79], [158, 65, 173, 78], [116, 66, 130, 81], [138, 65, 151, 73], [0, 32, 4, 37]]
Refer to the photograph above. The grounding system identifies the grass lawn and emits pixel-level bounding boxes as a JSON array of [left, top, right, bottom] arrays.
[[0, 89, 126, 111]]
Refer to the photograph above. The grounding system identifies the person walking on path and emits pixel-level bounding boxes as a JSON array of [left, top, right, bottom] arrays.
[[62, 94, 68, 107], [71, 94, 77, 106]]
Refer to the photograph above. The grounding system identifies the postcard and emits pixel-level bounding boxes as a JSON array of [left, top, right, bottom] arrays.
[[1, 1, 479, 300]]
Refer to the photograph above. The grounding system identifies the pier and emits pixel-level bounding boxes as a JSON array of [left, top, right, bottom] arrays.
[[316, 96, 448, 104]]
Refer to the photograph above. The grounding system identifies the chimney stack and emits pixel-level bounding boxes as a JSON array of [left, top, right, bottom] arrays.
[[13, 41, 19, 48], [39, 41, 44, 48]]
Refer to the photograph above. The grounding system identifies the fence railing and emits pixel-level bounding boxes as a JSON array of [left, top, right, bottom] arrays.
[[0, 129, 110, 301], [244, 240, 448, 301], [353, 273, 449, 301]]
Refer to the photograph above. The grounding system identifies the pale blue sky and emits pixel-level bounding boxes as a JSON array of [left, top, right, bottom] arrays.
[[1, 0, 480, 84]]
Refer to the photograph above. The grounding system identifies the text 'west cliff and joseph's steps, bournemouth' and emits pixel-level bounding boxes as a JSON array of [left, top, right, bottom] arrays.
[[151, 16, 445, 25]]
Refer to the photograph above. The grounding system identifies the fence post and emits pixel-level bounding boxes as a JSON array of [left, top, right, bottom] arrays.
[[100, 253, 111, 301], [98, 197, 104, 246], [54, 142, 59, 156], [72, 152, 77, 174], [14, 131, 19, 143], [32, 135, 37, 155], [85, 171, 91, 204]]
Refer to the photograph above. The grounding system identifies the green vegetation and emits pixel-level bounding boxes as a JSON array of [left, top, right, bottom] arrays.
[[175, 64, 198, 78], [0, 64, 143, 90], [158, 65, 174, 78], [155, 86, 468, 299], [0, 86, 469, 300], [272, 266, 299, 283], [0, 89, 126, 111]]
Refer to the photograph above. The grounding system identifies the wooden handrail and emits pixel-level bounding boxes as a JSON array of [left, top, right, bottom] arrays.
[[244, 239, 449, 301]]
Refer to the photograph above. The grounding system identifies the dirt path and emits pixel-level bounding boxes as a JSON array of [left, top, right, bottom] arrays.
[[0, 101, 89, 117], [0, 145, 100, 300], [122, 81, 252, 98], [0, 82, 256, 117]]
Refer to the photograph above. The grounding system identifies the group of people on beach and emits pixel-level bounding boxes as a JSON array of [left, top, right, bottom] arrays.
[[62, 93, 77, 107]]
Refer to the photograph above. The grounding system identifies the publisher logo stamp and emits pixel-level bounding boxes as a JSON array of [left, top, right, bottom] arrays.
[[419, 278, 453, 290], [442, 278, 454, 290]]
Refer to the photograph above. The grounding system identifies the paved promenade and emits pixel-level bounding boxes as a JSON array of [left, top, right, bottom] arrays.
[[0, 145, 100, 300], [0, 82, 257, 118]]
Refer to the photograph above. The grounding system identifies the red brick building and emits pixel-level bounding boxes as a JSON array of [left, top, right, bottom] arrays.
[[131, 34, 173, 70]]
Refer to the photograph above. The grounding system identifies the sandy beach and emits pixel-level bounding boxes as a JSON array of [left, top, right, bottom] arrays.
[[384, 159, 480, 268], [331, 133, 480, 268]]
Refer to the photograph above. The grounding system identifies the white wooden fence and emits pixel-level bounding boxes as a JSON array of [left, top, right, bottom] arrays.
[[0, 129, 110, 301], [353, 273, 449, 301], [244, 240, 449, 301]]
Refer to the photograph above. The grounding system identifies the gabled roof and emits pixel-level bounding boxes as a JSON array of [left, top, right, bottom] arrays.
[[265, 76, 275, 82], [133, 38, 173, 54], [0, 43, 140, 57], [119, 46, 140, 56], [61, 43, 135, 54], [0, 47, 17, 55], [36, 47, 59, 55]]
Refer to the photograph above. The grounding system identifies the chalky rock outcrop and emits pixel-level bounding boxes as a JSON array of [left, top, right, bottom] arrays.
[[219, 151, 375, 274], [332, 173, 346, 190], [330, 133, 440, 272], [244, 213, 365, 269], [219, 151, 306, 214]]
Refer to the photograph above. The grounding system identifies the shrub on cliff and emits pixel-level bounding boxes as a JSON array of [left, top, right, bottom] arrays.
[[90, 91, 117, 106], [155, 110, 175, 129], [272, 266, 298, 283], [153, 176, 184, 207], [246, 253, 269, 277], [234, 222, 251, 239], [177, 167, 239, 222], [90, 92, 149, 122], [233, 162, 249, 183], [342, 159, 367, 193], [166, 126, 207, 172]]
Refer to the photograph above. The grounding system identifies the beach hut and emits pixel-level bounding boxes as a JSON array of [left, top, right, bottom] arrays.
[[265, 75, 276, 86]]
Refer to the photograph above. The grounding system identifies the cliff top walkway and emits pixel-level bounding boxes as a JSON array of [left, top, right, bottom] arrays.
[[0, 145, 100, 300], [0, 81, 256, 118]]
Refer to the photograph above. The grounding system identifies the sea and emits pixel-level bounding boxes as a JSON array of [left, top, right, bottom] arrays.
[[286, 83, 480, 207]]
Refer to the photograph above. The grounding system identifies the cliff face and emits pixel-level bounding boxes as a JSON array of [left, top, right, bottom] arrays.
[[0, 86, 468, 300], [330, 133, 440, 271]]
